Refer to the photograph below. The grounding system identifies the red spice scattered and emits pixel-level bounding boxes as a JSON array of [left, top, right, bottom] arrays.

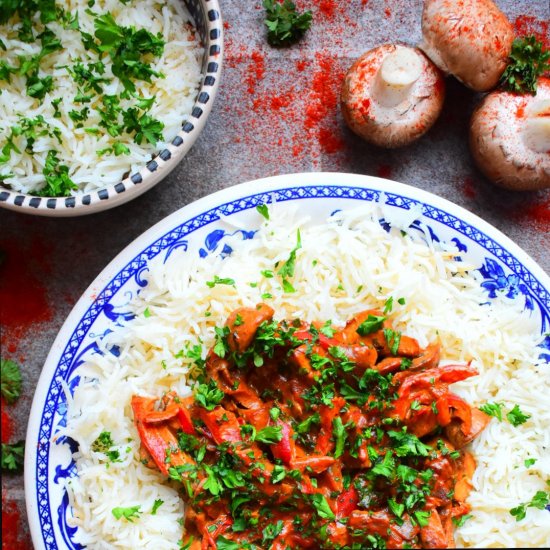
[[1, 497, 33, 550], [304, 54, 346, 155], [1, 399, 14, 443], [245, 50, 266, 95], [384, 7, 392, 18], [377, 165, 393, 179], [516, 104, 526, 119], [0, 238, 53, 352], [295, 60, 307, 72], [513, 197, 550, 231], [317, 0, 337, 18], [513, 15, 549, 49], [461, 176, 477, 199]]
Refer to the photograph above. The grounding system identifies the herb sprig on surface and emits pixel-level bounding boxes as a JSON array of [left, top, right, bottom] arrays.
[[1, 359, 22, 403], [509, 487, 550, 521], [263, 0, 312, 47], [1, 441, 25, 471], [500, 36, 550, 94]]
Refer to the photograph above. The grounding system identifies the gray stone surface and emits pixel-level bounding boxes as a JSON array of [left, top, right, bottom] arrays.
[[1, 0, 548, 545]]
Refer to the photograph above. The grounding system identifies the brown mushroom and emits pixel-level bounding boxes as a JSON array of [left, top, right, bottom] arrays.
[[341, 44, 445, 148], [420, 0, 514, 92], [469, 77, 550, 190]]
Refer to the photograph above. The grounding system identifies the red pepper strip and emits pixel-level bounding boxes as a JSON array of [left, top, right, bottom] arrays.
[[293, 329, 339, 350], [446, 393, 473, 434], [142, 403, 180, 424], [131, 396, 189, 476], [336, 485, 359, 519], [435, 395, 451, 426], [177, 406, 195, 435], [271, 422, 295, 464], [292, 455, 335, 474], [198, 407, 242, 444], [397, 364, 478, 398]]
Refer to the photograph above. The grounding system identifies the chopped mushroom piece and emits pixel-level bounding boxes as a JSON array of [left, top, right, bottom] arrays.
[[469, 77, 550, 190], [341, 43, 445, 148], [420, 0, 514, 92]]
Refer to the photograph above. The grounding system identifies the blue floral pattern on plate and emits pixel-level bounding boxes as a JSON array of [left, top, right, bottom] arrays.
[[29, 182, 550, 550]]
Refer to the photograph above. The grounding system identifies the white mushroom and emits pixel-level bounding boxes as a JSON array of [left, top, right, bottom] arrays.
[[420, 0, 514, 92], [341, 44, 445, 148], [469, 77, 550, 191]]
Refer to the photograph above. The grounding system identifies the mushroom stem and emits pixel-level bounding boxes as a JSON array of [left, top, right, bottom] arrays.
[[523, 100, 550, 154], [373, 46, 423, 107]]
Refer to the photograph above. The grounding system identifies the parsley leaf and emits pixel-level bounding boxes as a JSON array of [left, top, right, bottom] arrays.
[[112, 505, 141, 522], [1, 441, 25, 471], [278, 229, 301, 279], [506, 404, 531, 427], [91, 12, 165, 93], [206, 275, 236, 288], [310, 493, 335, 520], [263, 0, 312, 47], [332, 416, 348, 459], [256, 203, 269, 220], [255, 425, 283, 444], [1, 359, 22, 404], [510, 490, 550, 522], [36, 150, 77, 197], [194, 380, 224, 411], [478, 401, 504, 421], [151, 499, 163, 515], [452, 513, 472, 528], [383, 328, 401, 355], [122, 108, 164, 146], [356, 314, 386, 336], [500, 36, 550, 94]]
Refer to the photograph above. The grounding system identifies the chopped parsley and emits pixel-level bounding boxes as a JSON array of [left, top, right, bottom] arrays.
[[310, 493, 335, 520], [256, 203, 269, 220], [500, 36, 550, 94], [254, 425, 283, 444], [506, 404, 531, 427], [151, 499, 164, 515], [206, 276, 236, 288], [194, 380, 224, 411], [356, 314, 386, 336], [263, 0, 312, 47], [509, 489, 550, 521], [111, 505, 141, 522], [37, 150, 77, 197], [478, 401, 504, 421]]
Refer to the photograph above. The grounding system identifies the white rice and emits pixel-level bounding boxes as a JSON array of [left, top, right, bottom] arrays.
[[60, 202, 550, 548], [0, 0, 202, 194]]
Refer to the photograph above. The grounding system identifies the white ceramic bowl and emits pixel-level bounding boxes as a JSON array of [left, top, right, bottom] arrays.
[[0, 0, 223, 217], [25, 172, 550, 548]]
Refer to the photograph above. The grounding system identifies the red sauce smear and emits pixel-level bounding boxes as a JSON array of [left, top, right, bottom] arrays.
[[1, 497, 33, 550], [0, 238, 53, 352]]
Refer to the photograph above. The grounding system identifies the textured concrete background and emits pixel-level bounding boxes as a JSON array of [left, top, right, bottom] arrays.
[[1, 0, 549, 546]]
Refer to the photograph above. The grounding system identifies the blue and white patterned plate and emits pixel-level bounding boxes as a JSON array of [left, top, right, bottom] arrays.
[[25, 172, 550, 549]]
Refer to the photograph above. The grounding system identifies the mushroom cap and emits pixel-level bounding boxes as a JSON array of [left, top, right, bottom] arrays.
[[341, 44, 445, 149], [469, 77, 550, 191], [421, 0, 514, 92]]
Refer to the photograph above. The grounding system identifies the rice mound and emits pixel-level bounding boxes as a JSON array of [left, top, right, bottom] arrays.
[[0, 0, 203, 194], [60, 203, 550, 548]]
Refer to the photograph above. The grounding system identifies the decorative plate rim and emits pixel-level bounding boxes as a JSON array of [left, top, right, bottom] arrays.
[[24, 172, 550, 549], [0, 0, 223, 217]]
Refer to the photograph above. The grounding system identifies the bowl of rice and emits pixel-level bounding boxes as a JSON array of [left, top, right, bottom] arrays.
[[0, 0, 222, 216], [25, 173, 550, 549]]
